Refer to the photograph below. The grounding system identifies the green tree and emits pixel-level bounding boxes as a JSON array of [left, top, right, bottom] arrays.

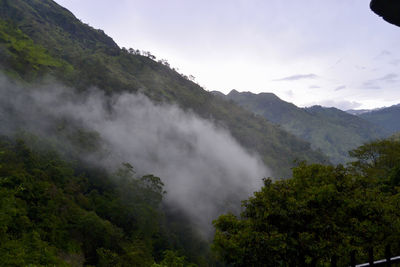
[[213, 140, 400, 266]]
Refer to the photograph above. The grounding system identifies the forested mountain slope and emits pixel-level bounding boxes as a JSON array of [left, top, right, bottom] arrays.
[[358, 104, 400, 135], [0, 136, 212, 266], [0, 0, 328, 177], [221, 90, 386, 164]]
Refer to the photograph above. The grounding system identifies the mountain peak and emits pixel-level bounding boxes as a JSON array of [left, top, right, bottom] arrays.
[[359, 104, 400, 133], [228, 89, 240, 95], [1, 0, 119, 51]]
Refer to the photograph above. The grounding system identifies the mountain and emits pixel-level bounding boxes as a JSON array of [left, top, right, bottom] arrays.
[[0, 0, 328, 178], [221, 90, 387, 164], [358, 104, 400, 135]]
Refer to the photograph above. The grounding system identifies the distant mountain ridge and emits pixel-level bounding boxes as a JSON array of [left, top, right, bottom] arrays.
[[217, 90, 387, 164], [346, 104, 400, 115], [357, 104, 400, 134]]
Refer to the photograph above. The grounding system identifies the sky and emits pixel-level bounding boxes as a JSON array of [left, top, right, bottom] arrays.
[[54, 0, 400, 110]]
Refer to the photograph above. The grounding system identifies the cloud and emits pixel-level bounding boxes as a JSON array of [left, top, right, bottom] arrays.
[[361, 73, 399, 90], [309, 85, 321, 89], [334, 85, 346, 91], [312, 99, 362, 111], [355, 65, 367, 70], [362, 82, 382, 90], [328, 58, 342, 69], [390, 59, 400, 66], [377, 73, 398, 82], [285, 90, 294, 97], [0, 74, 268, 237], [273, 73, 318, 82], [374, 50, 392, 59]]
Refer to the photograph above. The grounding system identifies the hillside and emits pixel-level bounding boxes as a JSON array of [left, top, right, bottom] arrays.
[[0, 136, 213, 266], [221, 90, 386, 164], [358, 104, 400, 135], [0, 0, 328, 178]]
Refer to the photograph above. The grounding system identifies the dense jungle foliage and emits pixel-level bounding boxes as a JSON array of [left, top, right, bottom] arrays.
[[0, 136, 210, 266], [213, 139, 400, 266]]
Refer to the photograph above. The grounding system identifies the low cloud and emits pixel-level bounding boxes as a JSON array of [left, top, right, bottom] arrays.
[[309, 85, 321, 89], [273, 73, 318, 81], [307, 99, 362, 111], [0, 75, 269, 237]]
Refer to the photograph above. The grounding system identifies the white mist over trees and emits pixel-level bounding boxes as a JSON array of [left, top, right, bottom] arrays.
[[0, 75, 269, 236]]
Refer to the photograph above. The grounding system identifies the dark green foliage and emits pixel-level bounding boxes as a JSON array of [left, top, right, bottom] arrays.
[[213, 139, 400, 266], [0, 137, 205, 266], [0, 0, 328, 177], [349, 139, 400, 186], [223, 90, 386, 164], [152, 250, 198, 267]]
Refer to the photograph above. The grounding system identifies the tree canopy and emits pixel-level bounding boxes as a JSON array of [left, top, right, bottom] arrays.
[[213, 139, 400, 266], [0, 137, 208, 266]]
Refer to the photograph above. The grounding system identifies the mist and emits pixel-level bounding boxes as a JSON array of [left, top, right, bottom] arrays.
[[0, 75, 269, 236]]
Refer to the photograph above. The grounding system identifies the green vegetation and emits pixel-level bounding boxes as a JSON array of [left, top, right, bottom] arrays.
[[0, 136, 209, 266], [0, 20, 72, 80], [223, 90, 386, 164], [213, 139, 400, 266]]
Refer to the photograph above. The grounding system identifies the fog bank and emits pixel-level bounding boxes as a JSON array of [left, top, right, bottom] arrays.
[[0, 75, 269, 236]]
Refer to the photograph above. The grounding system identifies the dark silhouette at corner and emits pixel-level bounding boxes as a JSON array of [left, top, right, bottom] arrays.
[[370, 0, 400, 27]]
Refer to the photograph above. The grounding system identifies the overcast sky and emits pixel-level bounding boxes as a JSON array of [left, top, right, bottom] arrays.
[[55, 0, 400, 110]]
